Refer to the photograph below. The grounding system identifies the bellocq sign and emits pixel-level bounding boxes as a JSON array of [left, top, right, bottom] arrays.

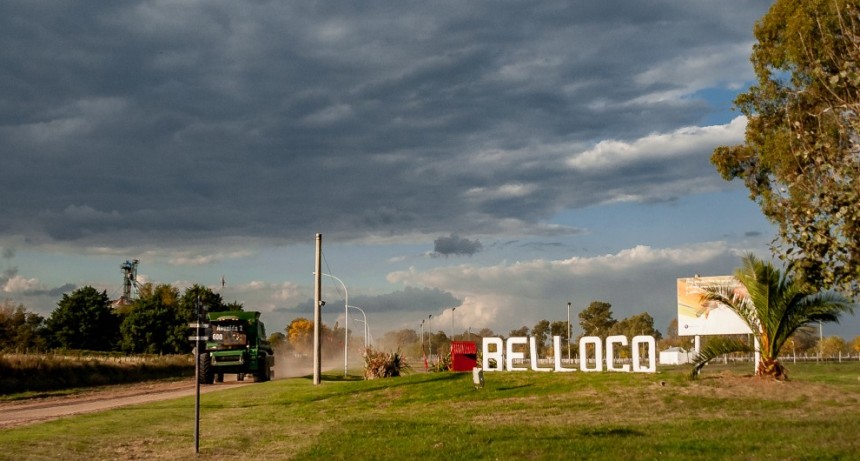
[[481, 335, 657, 373]]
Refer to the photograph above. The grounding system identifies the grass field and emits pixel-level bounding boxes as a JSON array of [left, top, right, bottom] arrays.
[[1, 362, 859, 460]]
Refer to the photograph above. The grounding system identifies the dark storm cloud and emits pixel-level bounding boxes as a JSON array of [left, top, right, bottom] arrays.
[[433, 234, 483, 257], [352, 287, 462, 314], [280, 286, 460, 313], [0, 1, 772, 249], [35, 283, 78, 298]]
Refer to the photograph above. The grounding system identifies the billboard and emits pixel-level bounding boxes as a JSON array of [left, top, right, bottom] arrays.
[[677, 276, 752, 336]]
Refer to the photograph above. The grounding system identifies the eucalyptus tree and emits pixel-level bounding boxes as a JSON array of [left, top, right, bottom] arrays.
[[711, 0, 860, 294]]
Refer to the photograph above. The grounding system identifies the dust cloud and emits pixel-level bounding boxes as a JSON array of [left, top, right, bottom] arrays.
[[272, 346, 341, 379]]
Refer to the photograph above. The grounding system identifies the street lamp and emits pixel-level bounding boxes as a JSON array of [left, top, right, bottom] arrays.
[[321, 273, 349, 376], [420, 319, 425, 356], [451, 307, 456, 340], [428, 314, 433, 357], [567, 302, 572, 361], [348, 305, 368, 350], [420, 319, 427, 370]]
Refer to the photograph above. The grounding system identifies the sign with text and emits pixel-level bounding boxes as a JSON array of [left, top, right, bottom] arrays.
[[482, 335, 656, 373]]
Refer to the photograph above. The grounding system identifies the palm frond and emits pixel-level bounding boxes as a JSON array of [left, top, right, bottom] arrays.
[[694, 253, 853, 379], [690, 336, 753, 379]]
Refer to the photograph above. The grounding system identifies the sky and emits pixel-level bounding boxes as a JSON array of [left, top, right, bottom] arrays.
[[2, 1, 857, 343]]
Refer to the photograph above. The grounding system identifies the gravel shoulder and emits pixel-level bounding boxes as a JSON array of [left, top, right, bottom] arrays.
[[0, 378, 251, 428]]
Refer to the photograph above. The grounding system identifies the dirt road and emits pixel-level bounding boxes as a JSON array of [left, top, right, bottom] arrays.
[[0, 378, 251, 428]]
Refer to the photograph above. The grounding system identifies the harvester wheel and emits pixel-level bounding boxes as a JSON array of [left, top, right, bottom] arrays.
[[255, 354, 271, 382], [198, 353, 215, 385]]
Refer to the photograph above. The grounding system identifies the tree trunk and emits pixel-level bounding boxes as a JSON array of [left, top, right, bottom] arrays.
[[757, 357, 788, 380]]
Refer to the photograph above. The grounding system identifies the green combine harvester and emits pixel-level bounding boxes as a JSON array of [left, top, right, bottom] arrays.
[[198, 310, 274, 384]]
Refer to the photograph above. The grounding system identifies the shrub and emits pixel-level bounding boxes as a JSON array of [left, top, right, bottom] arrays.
[[362, 348, 409, 379], [430, 352, 452, 372]]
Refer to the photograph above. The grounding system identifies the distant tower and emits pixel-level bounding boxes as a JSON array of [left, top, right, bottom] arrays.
[[120, 259, 140, 304]]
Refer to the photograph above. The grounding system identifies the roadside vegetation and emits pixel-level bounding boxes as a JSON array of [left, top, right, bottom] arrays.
[[0, 352, 193, 397], [1, 363, 859, 460]]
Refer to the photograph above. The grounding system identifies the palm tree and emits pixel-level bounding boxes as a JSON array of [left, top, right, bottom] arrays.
[[690, 254, 853, 380]]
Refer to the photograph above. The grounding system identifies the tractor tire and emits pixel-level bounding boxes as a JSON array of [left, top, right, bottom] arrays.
[[255, 354, 271, 382], [215, 373, 224, 383], [198, 353, 215, 385]]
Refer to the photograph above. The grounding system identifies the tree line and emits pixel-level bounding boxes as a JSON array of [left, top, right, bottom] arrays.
[[0, 284, 241, 354], [3, 287, 856, 359], [275, 301, 665, 361]]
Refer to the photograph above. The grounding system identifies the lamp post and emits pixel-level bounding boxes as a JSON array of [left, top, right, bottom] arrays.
[[451, 307, 456, 340], [566, 302, 572, 360], [428, 314, 433, 357], [321, 273, 349, 376], [348, 305, 368, 350], [420, 319, 425, 356]]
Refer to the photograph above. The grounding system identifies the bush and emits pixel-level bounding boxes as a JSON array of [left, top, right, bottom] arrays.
[[430, 352, 452, 372], [363, 348, 409, 379]]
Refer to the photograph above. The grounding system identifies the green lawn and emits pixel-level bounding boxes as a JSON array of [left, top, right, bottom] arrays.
[[2, 362, 859, 460]]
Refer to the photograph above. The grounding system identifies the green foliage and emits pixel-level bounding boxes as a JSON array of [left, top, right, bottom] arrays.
[[120, 284, 183, 354], [268, 331, 286, 348], [0, 302, 47, 351], [578, 301, 616, 338], [30, 283, 246, 356], [712, 0, 860, 294], [429, 351, 451, 372], [819, 335, 848, 356], [508, 325, 529, 337], [689, 336, 754, 378], [178, 284, 228, 318], [549, 320, 569, 341], [531, 319, 551, 356], [46, 286, 119, 351], [362, 348, 409, 379], [177, 284, 226, 323], [429, 330, 451, 357], [609, 311, 662, 340], [690, 254, 853, 379], [222, 300, 244, 311]]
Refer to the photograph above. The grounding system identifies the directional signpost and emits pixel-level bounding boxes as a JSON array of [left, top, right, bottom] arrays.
[[190, 298, 209, 454]]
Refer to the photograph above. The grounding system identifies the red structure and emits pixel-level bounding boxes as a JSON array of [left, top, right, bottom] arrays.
[[450, 341, 477, 372]]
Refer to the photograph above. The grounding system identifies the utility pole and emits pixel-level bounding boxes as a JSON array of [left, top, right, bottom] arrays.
[[313, 234, 322, 385]]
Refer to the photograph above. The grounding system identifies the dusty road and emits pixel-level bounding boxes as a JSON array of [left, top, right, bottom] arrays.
[[0, 378, 252, 428]]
